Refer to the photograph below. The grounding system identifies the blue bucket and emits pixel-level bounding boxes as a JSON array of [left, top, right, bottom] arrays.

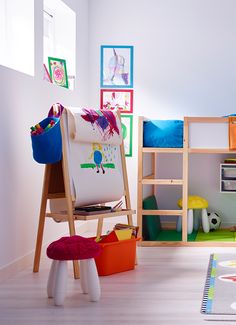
[[31, 116, 62, 164]]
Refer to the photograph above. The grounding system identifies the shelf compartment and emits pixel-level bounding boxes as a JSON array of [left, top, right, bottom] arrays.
[[222, 167, 236, 179], [221, 180, 236, 192]]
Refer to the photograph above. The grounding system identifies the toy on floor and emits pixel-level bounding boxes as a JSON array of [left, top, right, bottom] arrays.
[[207, 212, 221, 231], [176, 195, 209, 234]]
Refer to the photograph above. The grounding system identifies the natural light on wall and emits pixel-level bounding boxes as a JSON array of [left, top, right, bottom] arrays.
[[43, 0, 76, 90], [0, 0, 34, 76]]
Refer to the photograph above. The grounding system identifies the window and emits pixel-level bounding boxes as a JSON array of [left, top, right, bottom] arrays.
[[0, 0, 34, 76], [43, 0, 76, 90]]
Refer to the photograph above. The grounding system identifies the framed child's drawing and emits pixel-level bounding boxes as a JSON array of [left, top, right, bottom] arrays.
[[48, 57, 68, 88], [100, 45, 133, 88], [100, 89, 133, 113], [121, 115, 133, 157]]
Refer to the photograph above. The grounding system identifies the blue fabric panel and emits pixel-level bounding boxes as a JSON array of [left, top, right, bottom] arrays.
[[143, 120, 183, 148]]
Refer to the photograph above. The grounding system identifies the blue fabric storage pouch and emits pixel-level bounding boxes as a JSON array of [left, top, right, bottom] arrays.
[[31, 104, 64, 164], [143, 120, 183, 148], [31, 116, 62, 164]]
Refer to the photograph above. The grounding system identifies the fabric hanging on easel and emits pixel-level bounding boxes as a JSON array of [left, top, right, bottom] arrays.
[[64, 107, 124, 207]]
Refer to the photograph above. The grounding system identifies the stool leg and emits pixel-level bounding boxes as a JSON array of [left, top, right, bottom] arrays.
[[47, 260, 58, 298], [54, 260, 67, 306], [80, 260, 88, 294], [86, 258, 101, 302]]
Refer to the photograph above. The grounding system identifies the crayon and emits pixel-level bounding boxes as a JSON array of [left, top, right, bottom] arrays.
[[44, 124, 52, 132]]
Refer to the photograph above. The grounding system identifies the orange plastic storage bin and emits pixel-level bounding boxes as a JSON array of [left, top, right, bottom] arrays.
[[94, 238, 138, 276]]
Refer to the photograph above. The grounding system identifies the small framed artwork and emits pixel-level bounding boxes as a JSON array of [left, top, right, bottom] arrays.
[[121, 115, 133, 157], [48, 57, 68, 88], [100, 45, 133, 88], [100, 89, 133, 113]]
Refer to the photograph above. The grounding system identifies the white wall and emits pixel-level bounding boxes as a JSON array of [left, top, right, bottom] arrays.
[[2, 0, 236, 269], [88, 0, 236, 225], [0, 0, 89, 269], [0, 0, 34, 76]]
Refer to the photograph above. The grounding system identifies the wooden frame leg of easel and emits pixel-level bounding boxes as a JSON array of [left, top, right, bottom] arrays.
[[64, 193, 80, 279], [96, 218, 104, 238], [33, 164, 51, 273], [127, 214, 133, 226]]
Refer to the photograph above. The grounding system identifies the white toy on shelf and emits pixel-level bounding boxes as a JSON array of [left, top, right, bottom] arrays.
[[176, 195, 209, 234]]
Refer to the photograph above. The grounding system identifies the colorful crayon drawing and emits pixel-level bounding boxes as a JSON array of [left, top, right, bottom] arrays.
[[80, 143, 117, 174], [121, 115, 133, 157], [100, 89, 133, 113], [81, 108, 120, 141], [101, 46, 133, 88], [48, 57, 68, 88]]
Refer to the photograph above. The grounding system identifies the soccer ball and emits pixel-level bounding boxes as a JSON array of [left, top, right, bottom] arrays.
[[207, 212, 221, 231]]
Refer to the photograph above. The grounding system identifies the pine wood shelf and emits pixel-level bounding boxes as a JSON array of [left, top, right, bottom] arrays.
[[137, 115, 236, 247]]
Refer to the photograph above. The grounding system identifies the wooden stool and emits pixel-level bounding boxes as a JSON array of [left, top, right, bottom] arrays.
[[46, 236, 102, 306]]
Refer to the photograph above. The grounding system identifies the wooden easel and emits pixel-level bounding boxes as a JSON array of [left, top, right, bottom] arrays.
[[33, 109, 135, 279]]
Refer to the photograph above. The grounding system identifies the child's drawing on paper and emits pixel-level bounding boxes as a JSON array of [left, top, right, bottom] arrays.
[[80, 143, 118, 174], [101, 46, 133, 88], [91, 143, 105, 174], [101, 89, 133, 113], [81, 108, 120, 141]]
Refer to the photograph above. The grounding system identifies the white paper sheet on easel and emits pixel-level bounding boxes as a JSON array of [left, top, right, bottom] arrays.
[[69, 142, 124, 206], [65, 107, 124, 206]]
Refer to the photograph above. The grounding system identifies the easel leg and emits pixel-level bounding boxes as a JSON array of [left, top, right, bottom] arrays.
[[96, 218, 104, 238], [67, 210, 80, 279], [33, 164, 51, 273], [127, 214, 133, 226]]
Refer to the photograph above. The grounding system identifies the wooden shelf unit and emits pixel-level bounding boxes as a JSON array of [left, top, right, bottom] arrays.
[[137, 116, 236, 247]]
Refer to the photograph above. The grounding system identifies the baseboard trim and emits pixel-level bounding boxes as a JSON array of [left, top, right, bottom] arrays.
[[0, 222, 90, 283]]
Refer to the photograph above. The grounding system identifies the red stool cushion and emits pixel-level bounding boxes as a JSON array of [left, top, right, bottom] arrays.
[[47, 235, 102, 261]]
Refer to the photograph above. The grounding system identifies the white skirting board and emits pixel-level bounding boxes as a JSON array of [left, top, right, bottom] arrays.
[[0, 222, 89, 282]]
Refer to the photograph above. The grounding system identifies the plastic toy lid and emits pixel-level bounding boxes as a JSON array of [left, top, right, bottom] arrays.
[[178, 195, 208, 209]]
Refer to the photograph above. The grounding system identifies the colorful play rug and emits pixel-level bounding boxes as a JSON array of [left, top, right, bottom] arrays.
[[201, 254, 236, 320]]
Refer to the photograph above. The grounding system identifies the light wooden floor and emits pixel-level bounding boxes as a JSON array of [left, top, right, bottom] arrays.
[[1, 246, 236, 325]]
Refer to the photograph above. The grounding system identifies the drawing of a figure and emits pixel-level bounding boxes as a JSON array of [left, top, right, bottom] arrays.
[[90, 143, 105, 174], [106, 49, 128, 85]]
